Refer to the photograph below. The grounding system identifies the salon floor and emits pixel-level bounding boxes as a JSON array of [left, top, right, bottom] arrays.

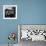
[[19, 40, 46, 46], [0, 41, 46, 46], [0, 44, 18, 46]]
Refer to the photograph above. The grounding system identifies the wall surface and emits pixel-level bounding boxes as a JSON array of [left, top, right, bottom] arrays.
[[0, 0, 21, 44], [20, 0, 46, 24]]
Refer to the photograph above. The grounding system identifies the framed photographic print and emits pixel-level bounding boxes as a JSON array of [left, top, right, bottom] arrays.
[[3, 5, 17, 19], [18, 24, 46, 41]]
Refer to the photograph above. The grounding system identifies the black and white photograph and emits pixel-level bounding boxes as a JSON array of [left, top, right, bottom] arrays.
[[18, 25, 46, 46], [3, 5, 17, 19]]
